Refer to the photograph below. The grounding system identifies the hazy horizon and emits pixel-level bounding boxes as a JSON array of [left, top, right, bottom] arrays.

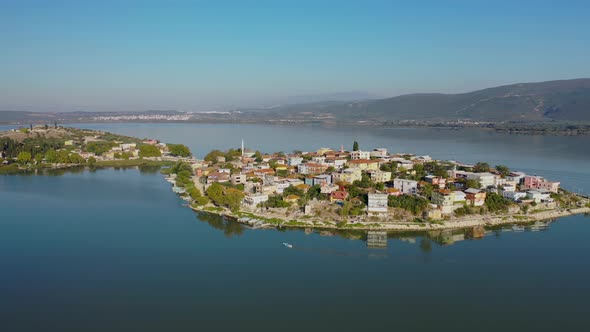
[[2, 0, 590, 112]]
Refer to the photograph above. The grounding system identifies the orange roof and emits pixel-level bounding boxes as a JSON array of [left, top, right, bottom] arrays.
[[331, 190, 349, 200], [304, 163, 325, 168]]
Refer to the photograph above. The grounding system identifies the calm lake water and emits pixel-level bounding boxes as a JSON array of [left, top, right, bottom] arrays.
[[1, 123, 590, 331]]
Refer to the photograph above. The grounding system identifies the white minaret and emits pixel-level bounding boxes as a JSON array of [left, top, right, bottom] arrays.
[[241, 139, 244, 157]]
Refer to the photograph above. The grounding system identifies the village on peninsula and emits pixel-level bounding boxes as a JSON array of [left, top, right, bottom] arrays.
[[2, 126, 589, 238]]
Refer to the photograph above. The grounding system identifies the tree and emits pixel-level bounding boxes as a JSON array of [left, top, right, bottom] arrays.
[[353, 141, 359, 151], [283, 185, 305, 198], [168, 144, 191, 157], [254, 150, 263, 163], [224, 188, 244, 212], [189, 187, 203, 200], [420, 183, 434, 199], [306, 185, 321, 200], [266, 195, 291, 208], [87, 157, 97, 166], [465, 179, 481, 189], [17, 151, 32, 164], [473, 162, 490, 173], [387, 194, 429, 215], [139, 144, 162, 157], [206, 183, 225, 206], [45, 149, 58, 163], [34, 154, 43, 164], [69, 153, 85, 164], [85, 141, 116, 155], [353, 173, 373, 188], [495, 165, 510, 177], [204, 150, 226, 163], [485, 192, 512, 212]]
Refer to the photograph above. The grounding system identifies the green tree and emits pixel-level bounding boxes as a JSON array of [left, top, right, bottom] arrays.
[[85, 141, 116, 155], [387, 194, 429, 215], [206, 183, 225, 206], [353, 141, 359, 151], [139, 144, 162, 157], [283, 185, 305, 198], [56, 150, 71, 163], [420, 183, 434, 199], [17, 151, 32, 164], [45, 149, 58, 163], [464, 179, 481, 189], [69, 153, 85, 164], [34, 153, 43, 164], [168, 144, 191, 157], [189, 187, 203, 200], [204, 150, 226, 163], [194, 196, 210, 206], [485, 192, 512, 212], [224, 188, 244, 212], [473, 162, 490, 173], [495, 165, 510, 177], [254, 150, 263, 163], [87, 156, 97, 166]]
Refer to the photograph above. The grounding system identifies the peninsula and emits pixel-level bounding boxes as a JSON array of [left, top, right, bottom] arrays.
[[165, 142, 590, 233]]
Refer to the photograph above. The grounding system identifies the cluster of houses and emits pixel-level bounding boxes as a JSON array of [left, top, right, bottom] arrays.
[[193, 143, 561, 218], [74, 137, 190, 163]]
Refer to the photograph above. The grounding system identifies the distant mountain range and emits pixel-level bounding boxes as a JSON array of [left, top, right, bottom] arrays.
[[240, 78, 590, 123], [1, 79, 589, 125]]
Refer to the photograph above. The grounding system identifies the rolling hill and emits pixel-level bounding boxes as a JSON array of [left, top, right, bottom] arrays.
[[244, 78, 590, 122]]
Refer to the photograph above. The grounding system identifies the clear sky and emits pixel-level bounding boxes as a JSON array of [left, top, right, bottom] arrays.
[[1, 0, 589, 112]]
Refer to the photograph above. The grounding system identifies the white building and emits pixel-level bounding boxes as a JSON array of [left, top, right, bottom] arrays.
[[526, 190, 552, 203], [396, 160, 414, 170], [287, 156, 303, 166], [350, 150, 370, 160], [507, 171, 526, 184], [230, 173, 247, 185], [393, 178, 418, 195], [243, 194, 269, 206], [320, 184, 339, 194], [466, 172, 496, 188], [453, 191, 466, 203], [370, 148, 388, 158], [370, 170, 392, 183], [367, 194, 389, 215], [311, 156, 326, 164], [503, 191, 527, 201]]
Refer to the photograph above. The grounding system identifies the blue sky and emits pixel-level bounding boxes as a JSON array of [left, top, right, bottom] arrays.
[[1, 0, 589, 111]]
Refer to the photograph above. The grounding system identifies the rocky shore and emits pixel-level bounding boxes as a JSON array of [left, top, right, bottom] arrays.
[[189, 203, 590, 233]]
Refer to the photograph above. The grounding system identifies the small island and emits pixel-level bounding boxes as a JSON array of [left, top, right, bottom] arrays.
[[0, 125, 193, 174], [164, 141, 590, 234]]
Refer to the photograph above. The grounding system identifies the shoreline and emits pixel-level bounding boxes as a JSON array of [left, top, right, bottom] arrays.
[[188, 203, 590, 233], [3, 120, 589, 136], [0, 159, 174, 175]]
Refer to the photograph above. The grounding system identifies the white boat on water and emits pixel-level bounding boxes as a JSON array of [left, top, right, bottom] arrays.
[[283, 242, 293, 248]]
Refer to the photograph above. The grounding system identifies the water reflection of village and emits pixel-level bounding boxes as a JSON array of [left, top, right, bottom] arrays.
[[195, 211, 555, 248]]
